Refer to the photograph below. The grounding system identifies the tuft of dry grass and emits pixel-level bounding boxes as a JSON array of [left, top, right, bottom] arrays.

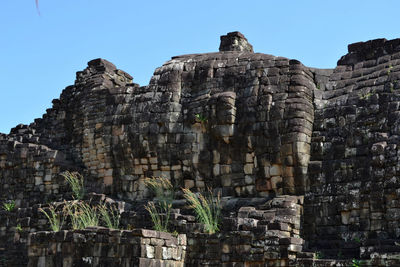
[[63, 201, 99, 230], [39, 203, 64, 231], [144, 177, 174, 232], [182, 188, 221, 234], [62, 171, 85, 200], [144, 201, 172, 232], [98, 204, 120, 229]]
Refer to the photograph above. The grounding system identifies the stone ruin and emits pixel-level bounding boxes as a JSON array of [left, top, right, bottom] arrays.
[[1, 31, 400, 266]]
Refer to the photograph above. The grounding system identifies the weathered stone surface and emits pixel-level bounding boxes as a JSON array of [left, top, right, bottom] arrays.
[[27, 228, 186, 266], [2, 32, 400, 266], [219, 31, 254, 52], [305, 37, 400, 260], [1, 32, 315, 205]]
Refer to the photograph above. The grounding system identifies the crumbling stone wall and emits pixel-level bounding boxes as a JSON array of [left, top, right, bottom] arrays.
[[0, 206, 52, 266], [186, 195, 305, 266], [305, 38, 400, 259], [1, 33, 316, 205], [27, 228, 186, 267], [3, 32, 400, 266], [0, 129, 69, 208], [24, 196, 304, 267], [137, 50, 314, 198]]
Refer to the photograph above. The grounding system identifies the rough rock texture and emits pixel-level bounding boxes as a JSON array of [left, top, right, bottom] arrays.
[[305, 38, 400, 259], [2, 32, 400, 266], [1, 33, 315, 207], [186, 195, 305, 266], [22, 195, 305, 267], [27, 228, 187, 267], [219, 31, 254, 52]]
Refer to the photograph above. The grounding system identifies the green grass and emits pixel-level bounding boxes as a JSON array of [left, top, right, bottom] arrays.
[[39, 204, 64, 231], [62, 171, 85, 200], [144, 201, 172, 232], [40, 200, 122, 231], [144, 177, 174, 203], [64, 201, 99, 230], [144, 177, 174, 232], [182, 188, 221, 234], [99, 204, 120, 229], [41, 171, 123, 231]]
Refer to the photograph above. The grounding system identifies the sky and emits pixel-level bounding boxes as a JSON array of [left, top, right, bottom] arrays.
[[1, 0, 400, 134]]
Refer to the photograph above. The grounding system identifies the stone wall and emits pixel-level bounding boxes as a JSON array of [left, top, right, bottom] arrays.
[[0, 129, 69, 208], [186, 195, 306, 266], [305, 38, 400, 259], [141, 52, 314, 197], [22, 194, 399, 266], [27, 228, 186, 267], [24, 196, 305, 267], [2, 32, 400, 266], [0, 33, 317, 207], [0, 206, 50, 266], [0, 59, 137, 208], [0, 194, 127, 267]]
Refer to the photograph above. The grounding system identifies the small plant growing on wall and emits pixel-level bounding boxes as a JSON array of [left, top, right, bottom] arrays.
[[195, 113, 208, 124], [39, 204, 64, 232], [2, 200, 15, 212], [40, 199, 121, 231], [145, 202, 172, 232], [144, 177, 174, 232], [39, 170, 122, 231], [359, 89, 375, 100], [15, 224, 22, 232], [352, 259, 361, 267], [194, 113, 208, 133], [62, 171, 85, 200], [314, 251, 324, 260], [387, 65, 394, 75], [63, 201, 99, 230], [182, 188, 221, 234], [99, 204, 120, 229]]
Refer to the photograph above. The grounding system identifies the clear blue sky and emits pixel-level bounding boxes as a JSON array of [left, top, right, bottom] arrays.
[[2, 0, 400, 134]]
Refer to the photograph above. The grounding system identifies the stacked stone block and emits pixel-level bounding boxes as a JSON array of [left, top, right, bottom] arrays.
[[0, 206, 51, 267], [2, 32, 400, 265], [27, 228, 186, 267], [141, 51, 315, 197], [186, 195, 305, 266], [1, 32, 316, 210], [305, 38, 400, 259], [0, 128, 69, 208]]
